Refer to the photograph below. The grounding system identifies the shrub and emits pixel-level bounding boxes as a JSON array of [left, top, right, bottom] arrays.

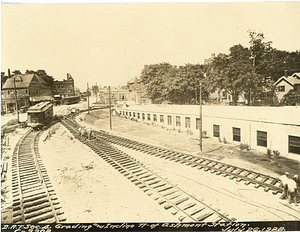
[[239, 143, 250, 151], [267, 148, 272, 159], [186, 129, 193, 135], [223, 137, 227, 144], [202, 130, 207, 138], [266, 149, 280, 159], [273, 150, 280, 157]]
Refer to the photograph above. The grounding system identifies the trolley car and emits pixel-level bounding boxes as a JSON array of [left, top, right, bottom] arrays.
[[27, 102, 53, 128], [62, 96, 80, 105]]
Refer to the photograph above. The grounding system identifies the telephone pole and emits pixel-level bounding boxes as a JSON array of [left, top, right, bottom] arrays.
[[109, 86, 112, 130], [9, 69, 19, 123], [87, 83, 90, 114], [199, 83, 202, 152], [95, 82, 98, 103]]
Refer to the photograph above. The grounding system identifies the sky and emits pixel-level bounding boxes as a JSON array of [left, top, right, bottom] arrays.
[[1, 2, 300, 91]]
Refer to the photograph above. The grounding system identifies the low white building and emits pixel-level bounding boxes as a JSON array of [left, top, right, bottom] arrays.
[[116, 104, 300, 161]]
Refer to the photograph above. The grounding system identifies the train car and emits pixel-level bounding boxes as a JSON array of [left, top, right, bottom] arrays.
[[61, 96, 80, 105], [27, 102, 53, 128]]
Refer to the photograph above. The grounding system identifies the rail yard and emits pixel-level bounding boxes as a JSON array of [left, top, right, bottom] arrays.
[[1, 100, 300, 225]]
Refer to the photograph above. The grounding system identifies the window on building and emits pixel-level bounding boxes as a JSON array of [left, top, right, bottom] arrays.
[[126, 111, 128, 116], [277, 86, 285, 92], [25, 89, 28, 94], [142, 113, 145, 120], [137, 113, 140, 119], [233, 127, 241, 142], [185, 117, 191, 128], [153, 114, 157, 122], [213, 124, 220, 137], [168, 116, 172, 125], [289, 135, 300, 154], [160, 115, 164, 123], [257, 131, 267, 147], [196, 118, 200, 129], [176, 116, 181, 127], [147, 114, 151, 121], [129, 112, 131, 117], [133, 112, 135, 117]]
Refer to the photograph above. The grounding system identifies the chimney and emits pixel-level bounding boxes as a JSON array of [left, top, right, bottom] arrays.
[[285, 70, 288, 77]]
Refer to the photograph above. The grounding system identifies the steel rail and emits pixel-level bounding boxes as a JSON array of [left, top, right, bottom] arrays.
[[92, 130, 284, 195], [61, 117, 235, 222], [11, 126, 65, 223]]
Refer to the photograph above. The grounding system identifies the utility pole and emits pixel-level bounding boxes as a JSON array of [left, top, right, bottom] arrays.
[[9, 69, 19, 123], [109, 86, 112, 130], [99, 85, 101, 103], [95, 82, 98, 103], [199, 83, 202, 152], [87, 83, 90, 114]]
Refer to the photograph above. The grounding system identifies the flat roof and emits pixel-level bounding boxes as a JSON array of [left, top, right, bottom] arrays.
[[118, 104, 300, 126]]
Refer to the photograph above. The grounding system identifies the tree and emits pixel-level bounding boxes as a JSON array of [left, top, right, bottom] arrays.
[[206, 45, 254, 105], [248, 31, 272, 72], [91, 85, 99, 97], [12, 70, 21, 75], [170, 64, 207, 104], [35, 70, 54, 87], [1, 72, 8, 90], [139, 63, 174, 103], [139, 63, 207, 104]]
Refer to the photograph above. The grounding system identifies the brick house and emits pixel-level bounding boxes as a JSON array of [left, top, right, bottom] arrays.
[[1, 73, 53, 113], [52, 73, 75, 98]]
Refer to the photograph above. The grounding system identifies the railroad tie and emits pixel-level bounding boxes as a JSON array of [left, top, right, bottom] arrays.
[[157, 185, 173, 193], [196, 212, 214, 222], [189, 207, 205, 216], [173, 197, 189, 206], [25, 211, 55, 224], [182, 202, 196, 210]]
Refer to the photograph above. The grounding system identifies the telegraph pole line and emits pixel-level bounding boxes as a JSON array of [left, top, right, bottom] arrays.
[[109, 86, 112, 130], [199, 83, 202, 152], [9, 69, 19, 123], [87, 83, 90, 114], [95, 82, 98, 103]]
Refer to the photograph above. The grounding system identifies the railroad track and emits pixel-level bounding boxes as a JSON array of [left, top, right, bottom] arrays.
[[61, 116, 235, 223], [11, 127, 65, 223], [67, 112, 284, 196], [92, 130, 284, 195]]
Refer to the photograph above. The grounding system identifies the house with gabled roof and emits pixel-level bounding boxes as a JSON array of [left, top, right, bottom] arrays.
[[273, 72, 300, 102], [1, 73, 53, 113]]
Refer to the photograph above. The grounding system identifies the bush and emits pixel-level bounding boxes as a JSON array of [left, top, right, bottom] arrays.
[[266, 149, 280, 159], [239, 143, 250, 151], [273, 150, 280, 157], [186, 129, 193, 135], [267, 148, 272, 159], [223, 137, 227, 144]]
